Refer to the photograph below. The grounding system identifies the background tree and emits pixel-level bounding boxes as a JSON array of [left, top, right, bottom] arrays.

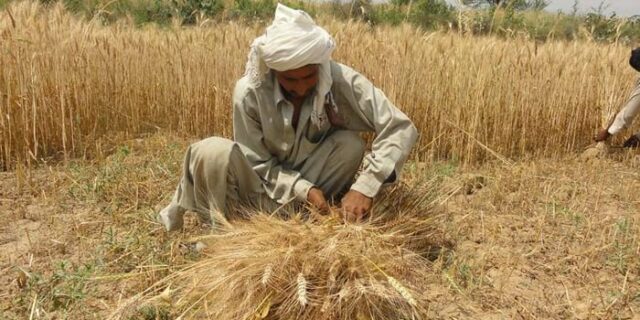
[[461, 0, 549, 10]]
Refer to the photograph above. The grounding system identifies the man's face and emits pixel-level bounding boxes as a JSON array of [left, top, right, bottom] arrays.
[[275, 64, 319, 100]]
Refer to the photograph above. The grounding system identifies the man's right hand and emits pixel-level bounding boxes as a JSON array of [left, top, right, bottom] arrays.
[[594, 128, 611, 142], [307, 187, 329, 212]]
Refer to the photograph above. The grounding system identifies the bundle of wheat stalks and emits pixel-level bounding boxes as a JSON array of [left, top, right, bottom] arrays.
[[110, 181, 448, 319]]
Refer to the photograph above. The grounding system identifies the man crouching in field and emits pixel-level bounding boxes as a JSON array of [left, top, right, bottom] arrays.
[[595, 47, 640, 147], [158, 4, 418, 231]]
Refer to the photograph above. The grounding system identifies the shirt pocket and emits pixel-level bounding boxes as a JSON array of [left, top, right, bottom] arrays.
[[307, 118, 330, 143], [292, 128, 329, 168]]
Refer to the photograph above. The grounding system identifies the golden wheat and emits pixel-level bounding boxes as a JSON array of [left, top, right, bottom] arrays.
[[296, 273, 308, 307], [1, 1, 637, 170], [108, 181, 448, 319]]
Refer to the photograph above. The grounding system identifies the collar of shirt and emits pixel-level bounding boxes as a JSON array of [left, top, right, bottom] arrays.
[[273, 75, 287, 107]]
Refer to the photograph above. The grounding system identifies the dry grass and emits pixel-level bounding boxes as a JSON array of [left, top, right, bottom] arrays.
[[1, 1, 638, 170], [0, 134, 638, 319], [108, 183, 448, 319], [435, 151, 640, 319]]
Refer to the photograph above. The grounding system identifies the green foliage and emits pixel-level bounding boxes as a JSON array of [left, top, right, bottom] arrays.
[[369, 5, 405, 26], [128, 0, 224, 26], [619, 17, 640, 43], [4, 0, 640, 43], [280, 0, 313, 14], [172, 0, 223, 24], [50, 261, 94, 309], [463, 0, 549, 10], [584, 12, 619, 41], [131, 0, 174, 26], [331, 0, 390, 25], [134, 305, 172, 320], [231, 0, 274, 19], [229, 0, 311, 20], [328, 0, 354, 21], [408, 0, 454, 30], [61, 0, 91, 13], [390, 0, 409, 6], [496, 4, 525, 35], [15, 261, 95, 311]]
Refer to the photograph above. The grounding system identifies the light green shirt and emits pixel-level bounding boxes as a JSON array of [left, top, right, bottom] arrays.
[[232, 61, 418, 204], [609, 78, 640, 135]]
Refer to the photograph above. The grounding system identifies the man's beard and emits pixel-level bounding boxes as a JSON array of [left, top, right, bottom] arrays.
[[283, 86, 314, 100]]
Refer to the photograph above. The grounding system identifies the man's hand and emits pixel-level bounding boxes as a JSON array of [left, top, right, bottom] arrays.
[[307, 187, 329, 213], [595, 128, 611, 142], [341, 190, 372, 223]]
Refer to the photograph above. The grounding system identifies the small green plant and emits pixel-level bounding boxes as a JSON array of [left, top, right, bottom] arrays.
[[230, 0, 276, 20], [16, 261, 95, 311], [546, 202, 583, 226], [133, 0, 174, 26], [50, 261, 94, 309], [369, 4, 405, 26], [135, 305, 172, 320], [229, 0, 312, 20], [408, 0, 454, 30], [172, 0, 223, 25], [434, 161, 458, 178]]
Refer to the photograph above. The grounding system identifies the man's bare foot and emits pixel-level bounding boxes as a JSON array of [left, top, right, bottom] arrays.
[[158, 204, 186, 231]]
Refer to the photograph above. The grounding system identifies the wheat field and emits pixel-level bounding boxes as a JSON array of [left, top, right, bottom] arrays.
[[1, 2, 639, 319], [1, 1, 637, 171]]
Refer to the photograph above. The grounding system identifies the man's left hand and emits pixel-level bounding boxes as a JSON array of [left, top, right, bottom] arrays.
[[341, 190, 373, 223], [595, 128, 611, 142]]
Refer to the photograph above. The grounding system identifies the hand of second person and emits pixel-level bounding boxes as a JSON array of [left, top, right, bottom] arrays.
[[594, 128, 611, 142], [341, 190, 372, 223], [623, 133, 640, 148], [307, 187, 329, 213]]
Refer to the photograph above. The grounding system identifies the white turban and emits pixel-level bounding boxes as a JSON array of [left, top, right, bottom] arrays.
[[244, 3, 336, 128]]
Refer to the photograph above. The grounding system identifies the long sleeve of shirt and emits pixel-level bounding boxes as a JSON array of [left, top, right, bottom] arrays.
[[232, 79, 314, 204], [330, 63, 419, 198], [608, 79, 640, 135]]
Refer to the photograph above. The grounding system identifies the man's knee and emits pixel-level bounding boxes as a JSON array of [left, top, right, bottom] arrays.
[[328, 131, 365, 162], [189, 137, 236, 162]]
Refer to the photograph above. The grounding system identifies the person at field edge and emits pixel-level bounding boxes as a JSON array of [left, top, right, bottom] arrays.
[[157, 4, 418, 231], [594, 47, 640, 147]]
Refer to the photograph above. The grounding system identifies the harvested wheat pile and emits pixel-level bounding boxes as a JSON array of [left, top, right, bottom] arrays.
[[580, 142, 610, 161], [109, 182, 449, 320]]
